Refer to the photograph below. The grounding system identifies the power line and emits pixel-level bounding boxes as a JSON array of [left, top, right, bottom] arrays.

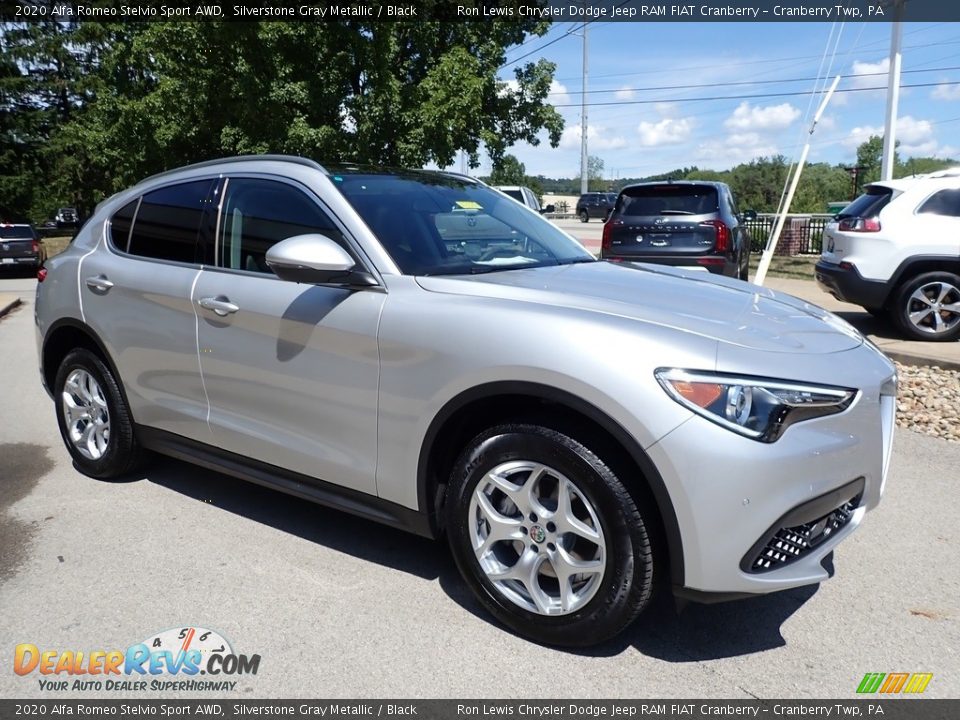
[[548, 64, 960, 97], [550, 80, 960, 109]]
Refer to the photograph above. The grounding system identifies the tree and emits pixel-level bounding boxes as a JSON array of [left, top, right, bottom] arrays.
[[0, 20, 566, 221], [587, 155, 604, 185], [489, 154, 527, 186], [856, 134, 899, 186]]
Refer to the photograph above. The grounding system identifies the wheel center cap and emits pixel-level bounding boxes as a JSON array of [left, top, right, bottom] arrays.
[[530, 525, 547, 544]]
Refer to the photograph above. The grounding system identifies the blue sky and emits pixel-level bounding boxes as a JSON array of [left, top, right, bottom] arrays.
[[480, 21, 960, 179]]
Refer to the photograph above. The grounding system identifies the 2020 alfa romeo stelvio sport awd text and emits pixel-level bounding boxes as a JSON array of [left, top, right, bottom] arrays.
[[35, 156, 897, 646]]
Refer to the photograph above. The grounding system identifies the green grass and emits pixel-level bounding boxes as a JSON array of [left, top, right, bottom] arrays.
[[41, 235, 73, 258], [749, 254, 818, 280]]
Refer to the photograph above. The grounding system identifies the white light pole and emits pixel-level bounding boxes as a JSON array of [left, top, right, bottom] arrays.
[[881, 0, 905, 180], [579, 19, 589, 194]]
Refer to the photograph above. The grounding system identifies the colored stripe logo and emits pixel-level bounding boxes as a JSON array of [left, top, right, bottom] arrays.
[[857, 672, 933, 694]]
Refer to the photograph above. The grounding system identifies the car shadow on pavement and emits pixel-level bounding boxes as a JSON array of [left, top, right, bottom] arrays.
[[143, 455, 448, 582], [143, 454, 821, 660]]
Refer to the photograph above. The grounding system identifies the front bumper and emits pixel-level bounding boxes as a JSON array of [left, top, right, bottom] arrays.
[[648, 344, 896, 597], [815, 260, 890, 309]]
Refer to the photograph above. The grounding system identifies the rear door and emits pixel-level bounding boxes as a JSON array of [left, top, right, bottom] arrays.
[[606, 184, 720, 258], [79, 179, 216, 440]]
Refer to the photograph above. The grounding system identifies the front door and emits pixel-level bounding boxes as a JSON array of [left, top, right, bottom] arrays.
[[194, 177, 383, 495]]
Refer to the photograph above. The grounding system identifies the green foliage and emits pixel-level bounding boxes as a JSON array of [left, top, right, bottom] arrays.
[[1, 20, 563, 222], [489, 153, 527, 185]]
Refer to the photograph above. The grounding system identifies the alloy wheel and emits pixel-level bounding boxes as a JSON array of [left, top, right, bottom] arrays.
[[61, 368, 111, 460], [905, 280, 960, 336]]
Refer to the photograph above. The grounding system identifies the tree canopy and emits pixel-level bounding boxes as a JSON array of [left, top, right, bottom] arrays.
[[1, 20, 563, 222]]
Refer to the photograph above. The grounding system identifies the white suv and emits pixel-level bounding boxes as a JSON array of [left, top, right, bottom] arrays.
[[816, 168, 960, 341]]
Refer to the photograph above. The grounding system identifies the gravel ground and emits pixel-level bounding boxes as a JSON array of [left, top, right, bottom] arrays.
[[895, 361, 960, 443]]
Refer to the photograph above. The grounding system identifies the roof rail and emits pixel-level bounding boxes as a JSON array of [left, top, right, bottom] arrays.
[[138, 155, 328, 186]]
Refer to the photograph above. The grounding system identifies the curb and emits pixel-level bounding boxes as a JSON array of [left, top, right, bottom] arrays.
[[0, 296, 23, 319], [880, 348, 960, 373]]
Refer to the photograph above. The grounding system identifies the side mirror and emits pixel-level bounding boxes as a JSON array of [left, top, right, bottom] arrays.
[[541, 204, 556, 214], [265, 234, 376, 286]]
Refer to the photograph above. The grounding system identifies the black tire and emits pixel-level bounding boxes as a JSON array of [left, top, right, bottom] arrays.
[[446, 423, 654, 647], [54, 348, 144, 479], [893, 272, 960, 342], [579, 209, 589, 223], [739, 255, 749, 281], [864, 306, 887, 319]]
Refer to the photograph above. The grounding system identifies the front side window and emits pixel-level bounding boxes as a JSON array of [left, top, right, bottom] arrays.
[[127, 180, 214, 263], [334, 171, 593, 276], [917, 189, 960, 218], [218, 178, 344, 274]]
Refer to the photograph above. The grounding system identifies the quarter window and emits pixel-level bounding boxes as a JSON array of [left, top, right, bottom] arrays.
[[917, 189, 960, 218], [127, 180, 214, 263]]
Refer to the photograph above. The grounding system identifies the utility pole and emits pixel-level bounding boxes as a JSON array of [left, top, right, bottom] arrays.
[[881, 0, 905, 180], [579, 18, 589, 195]]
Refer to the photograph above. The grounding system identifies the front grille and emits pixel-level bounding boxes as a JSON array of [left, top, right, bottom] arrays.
[[746, 492, 862, 573]]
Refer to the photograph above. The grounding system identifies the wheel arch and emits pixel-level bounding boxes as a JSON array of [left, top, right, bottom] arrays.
[[888, 255, 960, 303], [42, 318, 127, 409], [417, 380, 685, 586]]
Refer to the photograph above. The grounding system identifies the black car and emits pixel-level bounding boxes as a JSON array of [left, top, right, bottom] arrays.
[[600, 181, 750, 280], [575, 192, 617, 222], [55, 207, 79, 229], [0, 224, 46, 270]]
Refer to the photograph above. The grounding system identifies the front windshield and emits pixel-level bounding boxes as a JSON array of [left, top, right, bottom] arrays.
[[333, 172, 593, 275]]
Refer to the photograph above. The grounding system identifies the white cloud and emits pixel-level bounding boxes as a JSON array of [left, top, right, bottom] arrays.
[[654, 102, 679, 116], [548, 80, 571, 106], [694, 132, 779, 168], [932, 83, 960, 101], [724, 102, 800, 131], [637, 117, 693, 146], [559, 123, 628, 151], [614, 86, 635, 101], [844, 116, 950, 158], [849, 58, 889, 89]]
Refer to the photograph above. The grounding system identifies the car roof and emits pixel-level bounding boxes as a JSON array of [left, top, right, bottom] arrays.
[[868, 167, 960, 193]]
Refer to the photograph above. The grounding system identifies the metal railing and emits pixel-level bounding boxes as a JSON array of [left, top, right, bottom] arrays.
[[742, 214, 833, 255]]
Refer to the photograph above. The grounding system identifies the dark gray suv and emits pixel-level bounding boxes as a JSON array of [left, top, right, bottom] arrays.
[[575, 192, 617, 223], [600, 181, 750, 280]]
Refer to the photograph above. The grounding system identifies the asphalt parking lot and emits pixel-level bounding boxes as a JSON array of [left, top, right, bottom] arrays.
[[1, 272, 958, 700]]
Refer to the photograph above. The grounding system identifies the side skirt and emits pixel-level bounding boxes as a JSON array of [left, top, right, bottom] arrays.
[[136, 425, 435, 539]]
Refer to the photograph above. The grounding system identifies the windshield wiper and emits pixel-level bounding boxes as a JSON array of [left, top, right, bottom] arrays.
[[559, 257, 596, 265]]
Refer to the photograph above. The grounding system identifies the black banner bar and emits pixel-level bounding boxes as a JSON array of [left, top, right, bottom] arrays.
[[2, 700, 959, 720], [3, 0, 960, 23]]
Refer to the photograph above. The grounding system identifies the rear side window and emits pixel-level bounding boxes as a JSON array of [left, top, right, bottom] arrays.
[[837, 187, 892, 219], [218, 178, 345, 274], [619, 185, 719, 216], [128, 180, 214, 263], [109, 200, 138, 251], [917, 189, 960, 217]]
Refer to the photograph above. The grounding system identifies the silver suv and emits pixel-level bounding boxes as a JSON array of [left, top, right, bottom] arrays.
[[36, 156, 896, 646]]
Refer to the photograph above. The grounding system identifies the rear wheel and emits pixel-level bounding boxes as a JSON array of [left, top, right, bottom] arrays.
[[446, 424, 654, 646], [54, 348, 144, 478], [579, 210, 589, 223], [893, 272, 960, 341]]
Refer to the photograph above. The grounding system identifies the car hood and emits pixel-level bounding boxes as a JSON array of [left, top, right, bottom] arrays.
[[415, 261, 864, 354]]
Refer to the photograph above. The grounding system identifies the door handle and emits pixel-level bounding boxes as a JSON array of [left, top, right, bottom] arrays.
[[84, 275, 114, 292], [199, 296, 240, 316]]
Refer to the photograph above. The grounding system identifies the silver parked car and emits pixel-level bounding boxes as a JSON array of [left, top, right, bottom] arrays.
[[36, 156, 897, 646]]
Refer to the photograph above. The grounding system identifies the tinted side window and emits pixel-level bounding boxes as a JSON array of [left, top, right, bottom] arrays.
[[837, 187, 892, 219], [218, 178, 345, 274], [109, 200, 138, 251], [917, 189, 960, 217], [128, 180, 213, 263]]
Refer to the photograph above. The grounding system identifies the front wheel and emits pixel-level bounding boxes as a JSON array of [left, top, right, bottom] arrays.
[[446, 424, 654, 646], [54, 348, 144, 478], [893, 272, 960, 341], [579, 210, 589, 223]]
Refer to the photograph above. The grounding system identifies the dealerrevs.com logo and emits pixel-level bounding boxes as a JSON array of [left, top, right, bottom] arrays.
[[14, 626, 261, 692]]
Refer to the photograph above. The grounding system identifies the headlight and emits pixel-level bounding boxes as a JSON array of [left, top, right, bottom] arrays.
[[655, 369, 857, 442]]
